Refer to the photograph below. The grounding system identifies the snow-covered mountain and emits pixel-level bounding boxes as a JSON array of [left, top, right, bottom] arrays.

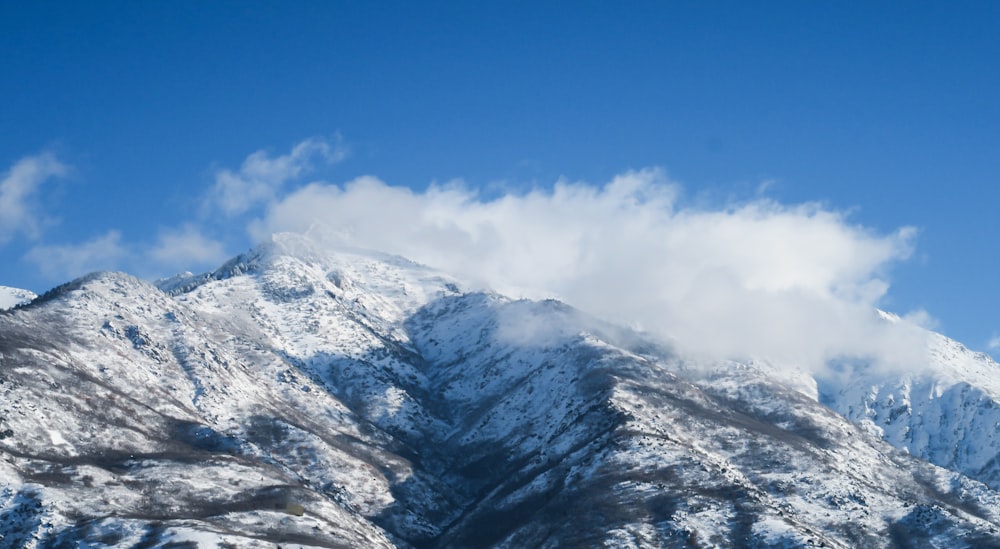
[[1, 232, 999, 547], [818, 329, 1000, 489], [0, 286, 35, 311]]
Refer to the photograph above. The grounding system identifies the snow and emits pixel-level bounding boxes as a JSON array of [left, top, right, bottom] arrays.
[[818, 330, 1000, 490], [45, 430, 68, 447], [0, 285, 35, 310], [0, 232, 999, 546]]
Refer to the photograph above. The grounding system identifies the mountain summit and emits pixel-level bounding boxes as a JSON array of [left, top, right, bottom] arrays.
[[0, 286, 35, 311], [1, 233, 999, 547]]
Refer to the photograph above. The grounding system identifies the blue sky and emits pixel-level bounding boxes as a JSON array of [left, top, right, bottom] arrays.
[[2, 2, 999, 356]]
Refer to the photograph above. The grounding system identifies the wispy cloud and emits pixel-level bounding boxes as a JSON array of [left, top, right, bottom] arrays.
[[0, 152, 69, 243], [14, 138, 349, 283], [147, 224, 226, 270], [206, 136, 349, 216], [24, 230, 126, 281], [247, 168, 927, 373], [989, 335, 1000, 351]]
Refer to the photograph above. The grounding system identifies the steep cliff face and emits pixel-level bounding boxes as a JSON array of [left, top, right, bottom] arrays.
[[1, 233, 999, 547]]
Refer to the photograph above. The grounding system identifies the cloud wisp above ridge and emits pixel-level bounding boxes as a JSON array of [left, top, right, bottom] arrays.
[[0, 152, 68, 244], [2, 137, 347, 283], [206, 136, 349, 217], [23, 230, 126, 281], [246, 161, 927, 373]]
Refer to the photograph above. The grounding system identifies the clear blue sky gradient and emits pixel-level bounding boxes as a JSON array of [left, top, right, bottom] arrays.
[[2, 2, 998, 351]]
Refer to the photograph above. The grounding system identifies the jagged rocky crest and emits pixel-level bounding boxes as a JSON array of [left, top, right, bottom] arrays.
[[1, 232, 999, 548]]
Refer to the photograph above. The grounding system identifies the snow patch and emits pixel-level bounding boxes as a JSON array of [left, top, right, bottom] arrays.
[[0, 286, 36, 310]]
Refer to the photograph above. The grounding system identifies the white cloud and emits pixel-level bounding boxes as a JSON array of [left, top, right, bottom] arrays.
[[24, 231, 127, 281], [0, 152, 69, 243], [901, 309, 938, 330], [8, 138, 928, 374], [249, 168, 928, 373], [207, 136, 348, 216], [989, 335, 1000, 351], [148, 224, 226, 269]]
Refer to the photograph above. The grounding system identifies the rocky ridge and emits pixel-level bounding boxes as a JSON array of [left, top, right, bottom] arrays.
[[0, 233, 998, 547]]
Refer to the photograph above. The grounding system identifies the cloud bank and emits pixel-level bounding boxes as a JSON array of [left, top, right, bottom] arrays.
[[243, 162, 927, 372], [9, 139, 931, 373]]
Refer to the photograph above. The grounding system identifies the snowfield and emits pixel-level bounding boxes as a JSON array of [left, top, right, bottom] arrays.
[[0, 232, 998, 547]]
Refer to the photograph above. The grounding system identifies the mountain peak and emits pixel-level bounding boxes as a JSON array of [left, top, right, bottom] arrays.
[[22, 270, 156, 308], [0, 285, 35, 310], [158, 232, 443, 296]]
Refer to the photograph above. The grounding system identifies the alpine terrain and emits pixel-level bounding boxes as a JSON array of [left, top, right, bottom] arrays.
[[1, 232, 999, 548]]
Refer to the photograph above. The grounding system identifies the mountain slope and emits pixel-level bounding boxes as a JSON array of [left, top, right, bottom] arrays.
[[819, 330, 1000, 492], [0, 233, 998, 547]]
